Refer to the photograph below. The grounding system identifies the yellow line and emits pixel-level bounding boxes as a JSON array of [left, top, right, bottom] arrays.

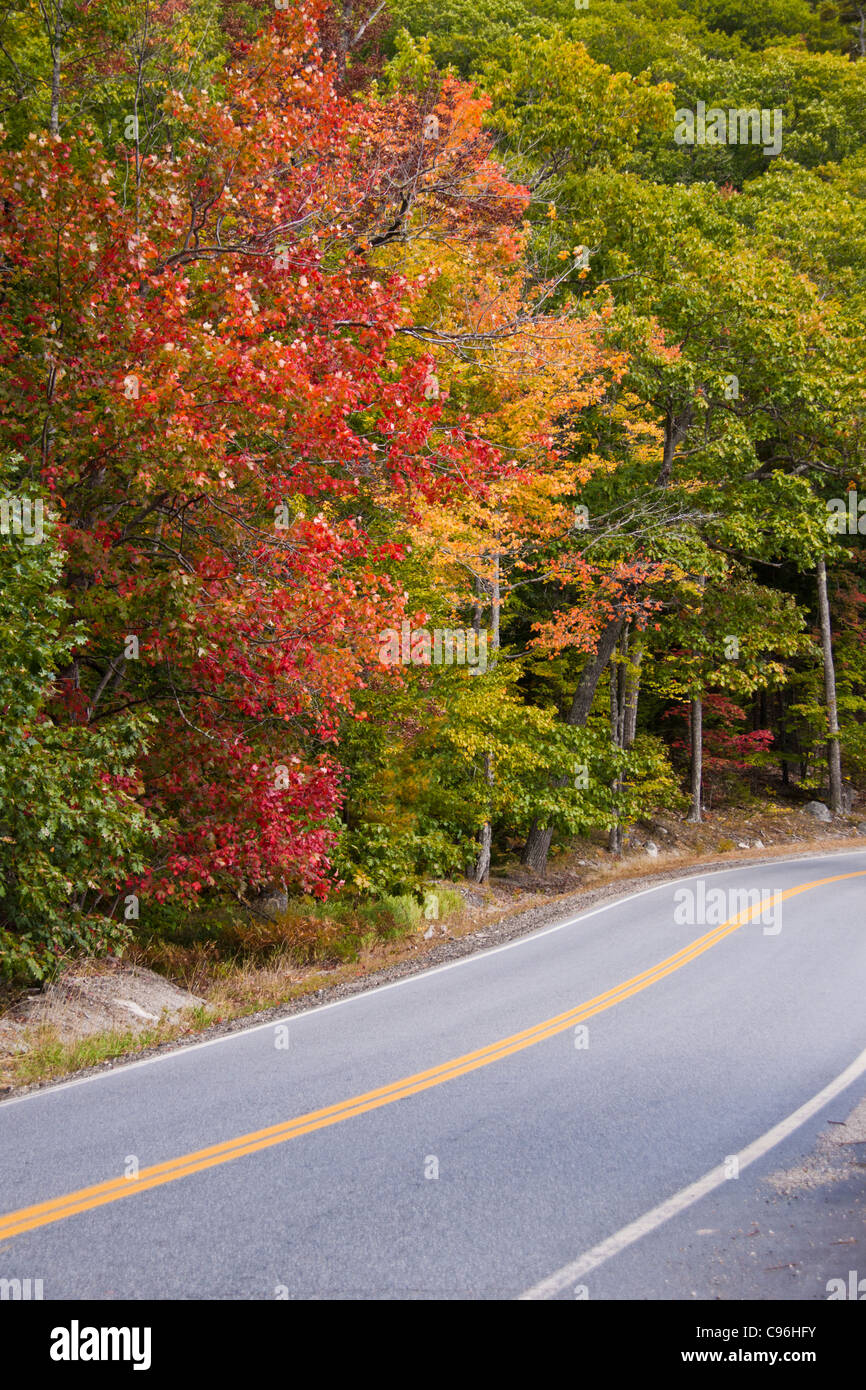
[[2, 870, 864, 1243]]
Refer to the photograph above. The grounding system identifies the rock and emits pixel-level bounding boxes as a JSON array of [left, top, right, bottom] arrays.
[[0, 1020, 30, 1055], [250, 881, 289, 918], [804, 801, 832, 822], [752, 840, 764, 849], [856, 824, 866, 836], [645, 841, 659, 857], [737, 841, 749, 849], [0, 964, 203, 1047], [454, 885, 485, 908], [114, 999, 159, 1022]]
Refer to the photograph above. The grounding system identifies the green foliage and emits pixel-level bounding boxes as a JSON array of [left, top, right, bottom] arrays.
[[0, 0, 230, 149], [681, 0, 850, 52], [0, 460, 158, 980], [480, 33, 674, 175], [4, 0, 866, 987], [386, 0, 540, 74], [332, 822, 464, 896], [377, 893, 423, 931]]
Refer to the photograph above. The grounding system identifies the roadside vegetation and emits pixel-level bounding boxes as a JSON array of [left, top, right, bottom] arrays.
[[1, 0, 865, 1025]]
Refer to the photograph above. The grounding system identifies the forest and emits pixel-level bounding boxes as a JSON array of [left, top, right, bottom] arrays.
[[1, 0, 865, 991]]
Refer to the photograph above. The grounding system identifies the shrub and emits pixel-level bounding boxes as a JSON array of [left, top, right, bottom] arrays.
[[0, 462, 158, 980], [378, 893, 423, 932]]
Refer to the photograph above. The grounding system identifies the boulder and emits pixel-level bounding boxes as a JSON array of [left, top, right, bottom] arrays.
[[804, 801, 832, 822], [0, 964, 202, 1045], [250, 881, 289, 918]]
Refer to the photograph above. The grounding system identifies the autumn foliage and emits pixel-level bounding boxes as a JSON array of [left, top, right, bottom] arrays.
[[2, 0, 866, 979], [0, 3, 543, 922]]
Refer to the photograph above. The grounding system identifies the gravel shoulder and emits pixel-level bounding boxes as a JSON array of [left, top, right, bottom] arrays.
[[4, 834, 864, 1102]]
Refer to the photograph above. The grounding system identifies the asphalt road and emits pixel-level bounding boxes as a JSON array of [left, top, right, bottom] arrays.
[[2, 850, 866, 1300]]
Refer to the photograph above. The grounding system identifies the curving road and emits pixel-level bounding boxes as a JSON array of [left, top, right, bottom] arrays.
[[2, 850, 866, 1300]]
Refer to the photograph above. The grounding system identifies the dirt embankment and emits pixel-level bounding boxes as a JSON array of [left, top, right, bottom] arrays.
[[1, 804, 864, 1096]]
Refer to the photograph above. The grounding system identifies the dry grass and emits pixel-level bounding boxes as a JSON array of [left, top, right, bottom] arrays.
[[0, 1015, 195, 1090], [2, 812, 864, 1094], [0, 889, 470, 1091]]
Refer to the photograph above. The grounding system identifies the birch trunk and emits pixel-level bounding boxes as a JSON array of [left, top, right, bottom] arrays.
[[817, 558, 843, 815]]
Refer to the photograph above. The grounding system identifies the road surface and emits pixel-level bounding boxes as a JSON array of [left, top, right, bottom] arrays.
[[1, 851, 866, 1299]]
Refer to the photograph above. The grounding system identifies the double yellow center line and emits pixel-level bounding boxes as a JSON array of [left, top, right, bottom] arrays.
[[2, 869, 863, 1244]]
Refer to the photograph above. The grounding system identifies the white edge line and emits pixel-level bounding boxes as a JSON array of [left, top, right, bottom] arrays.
[[2, 849, 864, 1110], [518, 1040, 866, 1300]]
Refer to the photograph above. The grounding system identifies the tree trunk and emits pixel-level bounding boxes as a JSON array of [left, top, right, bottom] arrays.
[[817, 557, 843, 815], [687, 695, 703, 822], [608, 651, 623, 853], [521, 822, 555, 872], [657, 404, 693, 488], [50, 49, 61, 134], [778, 689, 789, 786], [44, 1, 65, 136], [474, 815, 492, 883], [472, 557, 500, 882], [623, 636, 643, 747], [521, 614, 624, 872], [608, 628, 643, 853], [567, 615, 624, 725]]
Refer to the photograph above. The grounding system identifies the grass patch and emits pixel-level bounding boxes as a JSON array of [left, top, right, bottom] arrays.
[[377, 894, 422, 932], [0, 882, 475, 1091], [2, 1016, 187, 1089], [136, 883, 467, 980]]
